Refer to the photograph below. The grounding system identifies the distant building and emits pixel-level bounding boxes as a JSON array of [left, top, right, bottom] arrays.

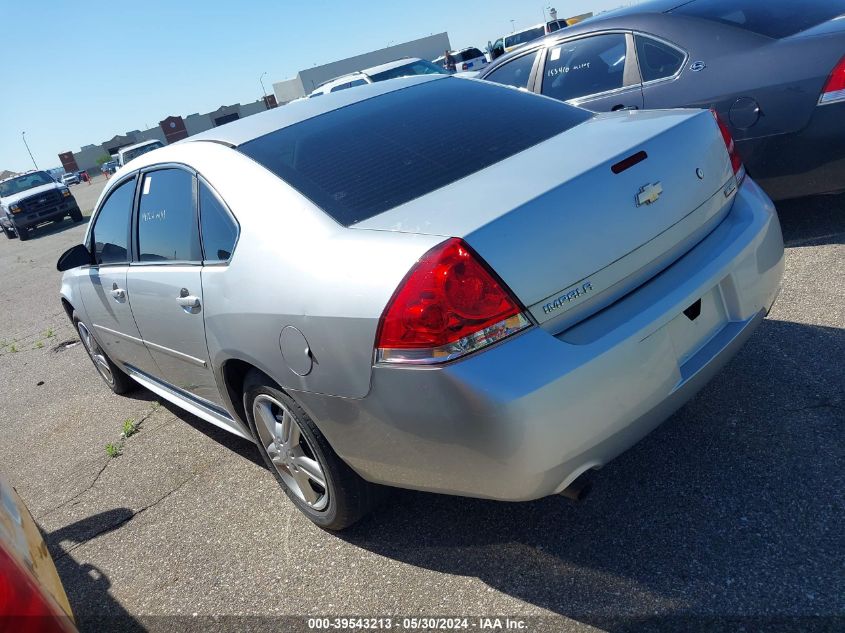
[[273, 32, 451, 102], [60, 98, 271, 172]]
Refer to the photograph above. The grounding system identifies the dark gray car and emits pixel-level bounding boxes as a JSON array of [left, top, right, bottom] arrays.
[[479, 0, 845, 200]]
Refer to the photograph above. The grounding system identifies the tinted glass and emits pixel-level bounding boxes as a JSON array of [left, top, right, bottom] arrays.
[[238, 78, 589, 226], [505, 26, 545, 49], [199, 182, 237, 263], [137, 169, 200, 262], [369, 60, 448, 82], [92, 177, 135, 265], [635, 36, 684, 82], [484, 51, 538, 89], [670, 0, 845, 39], [0, 171, 54, 197], [541, 34, 627, 102]]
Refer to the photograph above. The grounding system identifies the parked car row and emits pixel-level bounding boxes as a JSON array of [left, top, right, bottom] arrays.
[[308, 58, 448, 97]]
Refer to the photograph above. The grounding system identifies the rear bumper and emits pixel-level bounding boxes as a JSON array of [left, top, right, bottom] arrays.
[[298, 178, 785, 501], [740, 100, 845, 200]]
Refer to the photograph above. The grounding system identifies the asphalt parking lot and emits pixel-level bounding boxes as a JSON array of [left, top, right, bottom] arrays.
[[0, 175, 842, 632]]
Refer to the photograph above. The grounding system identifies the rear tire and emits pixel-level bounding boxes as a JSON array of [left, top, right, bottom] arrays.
[[243, 370, 385, 530], [73, 312, 135, 394]]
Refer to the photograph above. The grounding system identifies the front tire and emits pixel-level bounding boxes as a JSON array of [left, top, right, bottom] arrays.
[[16, 227, 29, 241], [3, 227, 13, 239], [70, 207, 83, 223], [73, 312, 135, 394], [243, 371, 384, 530]]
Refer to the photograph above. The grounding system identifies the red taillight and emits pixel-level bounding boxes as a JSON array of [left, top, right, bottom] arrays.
[[462, 62, 469, 71], [820, 55, 845, 105], [0, 544, 75, 632], [711, 109, 744, 179], [376, 238, 529, 364]]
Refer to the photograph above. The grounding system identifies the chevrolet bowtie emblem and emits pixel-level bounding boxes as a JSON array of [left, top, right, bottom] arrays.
[[636, 182, 663, 206]]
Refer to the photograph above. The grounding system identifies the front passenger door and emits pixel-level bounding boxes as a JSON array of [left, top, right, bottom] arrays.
[[126, 167, 221, 405], [538, 33, 643, 112]]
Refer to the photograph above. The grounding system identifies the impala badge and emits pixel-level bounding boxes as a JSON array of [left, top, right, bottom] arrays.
[[636, 182, 663, 206]]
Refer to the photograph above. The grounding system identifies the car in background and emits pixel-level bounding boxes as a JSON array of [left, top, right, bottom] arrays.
[[101, 160, 119, 175], [546, 19, 568, 33], [0, 473, 77, 631], [490, 23, 547, 60], [479, 0, 845, 200], [61, 172, 80, 186], [433, 47, 489, 72], [0, 170, 82, 240], [59, 75, 783, 530], [117, 139, 164, 167], [308, 58, 447, 97]]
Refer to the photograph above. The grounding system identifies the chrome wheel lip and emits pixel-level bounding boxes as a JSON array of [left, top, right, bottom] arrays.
[[77, 322, 114, 387], [252, 394, 329, 512]]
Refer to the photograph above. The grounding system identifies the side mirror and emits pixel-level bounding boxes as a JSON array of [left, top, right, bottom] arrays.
[[57, 243, 92, 271]]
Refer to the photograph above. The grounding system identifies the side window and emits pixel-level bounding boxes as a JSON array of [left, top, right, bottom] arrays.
[[199, 182, 237, 263], [91, 177, 135, 265], [484, 51, 538, 89], [541, 34, 628, 102], [635, 36, 685, 82], [137, 168, 200, 263]]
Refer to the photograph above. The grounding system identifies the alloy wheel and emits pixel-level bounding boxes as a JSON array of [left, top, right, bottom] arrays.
[[253, 394, 329, 511], [77, 322, 114, 387]]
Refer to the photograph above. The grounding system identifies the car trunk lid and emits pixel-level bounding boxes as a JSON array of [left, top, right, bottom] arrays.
[[353, 108, 737, 330]]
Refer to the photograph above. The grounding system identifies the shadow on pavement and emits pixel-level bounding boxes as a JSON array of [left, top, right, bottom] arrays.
[[45, 508, 145, 632], [777, 192, 845, 247], [337, 319, 844, 630]]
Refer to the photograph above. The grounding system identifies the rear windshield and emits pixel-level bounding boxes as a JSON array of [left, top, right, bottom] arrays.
[[369, 60, 447, 82], [505, 26, 545, 48], [456, 48, 484, 62], [670, 0, 845, 39], [238, 78, 589, 226]]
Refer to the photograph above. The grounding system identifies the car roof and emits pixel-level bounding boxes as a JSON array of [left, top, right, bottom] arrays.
[[360, 57, 422, 75], [120, 139, 162, 152], [186, 75, 446, 147]]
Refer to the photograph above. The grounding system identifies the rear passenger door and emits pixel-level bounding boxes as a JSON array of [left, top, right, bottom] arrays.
[[126, 166, 220, 405], [537, 33, 643, 112]]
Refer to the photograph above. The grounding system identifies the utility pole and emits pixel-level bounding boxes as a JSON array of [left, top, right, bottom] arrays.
[[260, 72, 270, 109], [510, 19, 515, 32], [21, 131, 38, 170]]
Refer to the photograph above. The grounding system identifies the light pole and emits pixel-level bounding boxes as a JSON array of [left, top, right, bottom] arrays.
[[510, 19, 515, 32], [21, 131, 38, 170], [260, 72, 269, 108]]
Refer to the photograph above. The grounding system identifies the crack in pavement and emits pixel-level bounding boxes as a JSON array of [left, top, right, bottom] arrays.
[[39, 404, 167, 520], [53, 462, 213, 562], [784, 399, 843, 413]]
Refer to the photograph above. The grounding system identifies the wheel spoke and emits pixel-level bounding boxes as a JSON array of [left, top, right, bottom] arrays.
[[255, 400, 281, 441], [280, 410, 293, 447], [293, 455, 326, 490], [291, 468, 319, 505]]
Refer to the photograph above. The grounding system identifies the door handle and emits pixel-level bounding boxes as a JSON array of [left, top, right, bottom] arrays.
[[110, 282, 126, 301], [177, 296, 200, 308], [177, 288, 201, 311]]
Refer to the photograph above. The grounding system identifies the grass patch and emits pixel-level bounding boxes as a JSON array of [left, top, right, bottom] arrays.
[[105, 443, 122, 458], [122, 418, 138, 438]]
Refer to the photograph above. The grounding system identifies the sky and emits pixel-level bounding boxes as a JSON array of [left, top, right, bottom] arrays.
[[1, 0, 635, 172]]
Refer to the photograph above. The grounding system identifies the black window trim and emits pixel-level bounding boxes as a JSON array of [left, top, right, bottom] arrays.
[[631, 31, 689, 88], [532, 30, 641, 102], [87, 172, 139, 268], [196, 174, 240, 266], [130, 162, 202, 267], [483, 47, 543, 91]]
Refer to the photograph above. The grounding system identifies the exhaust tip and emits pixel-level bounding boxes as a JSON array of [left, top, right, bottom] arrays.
[[559, 476, 592, 502]]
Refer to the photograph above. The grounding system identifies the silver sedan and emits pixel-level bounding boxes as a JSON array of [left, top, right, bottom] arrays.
[[58, 76, 784, 529]]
